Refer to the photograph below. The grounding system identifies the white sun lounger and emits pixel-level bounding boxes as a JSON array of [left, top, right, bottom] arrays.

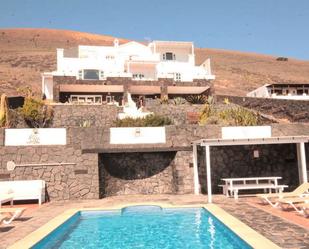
[[299, 203, 309, 218], [278, 196, 309, 214], [0, 207, 26, 224], [256, 182, 309, 207]]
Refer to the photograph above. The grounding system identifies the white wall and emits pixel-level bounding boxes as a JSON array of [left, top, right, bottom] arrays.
[[222, 126, 272, 139], [5, 128, 67, 146], [247, 85, 271, 98], [110, 127, 166, 144], [54, 41, 215, 82]]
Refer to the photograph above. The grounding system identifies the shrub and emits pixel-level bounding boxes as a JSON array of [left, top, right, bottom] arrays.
[[173, 97, 187, 105], [20, 97, 53, 128], [199, 104, 261, 126], [199, 103, 214, 125], [0, 94, 9, 127], [114, 114, 172, 127], [219, 107, 261, 126], [160, 95, 169, 105], [186, 94, 207, 104]]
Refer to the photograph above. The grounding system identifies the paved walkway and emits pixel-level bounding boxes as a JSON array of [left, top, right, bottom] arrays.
[[0, 195, 308, 249], [215, 197, 309, 249]]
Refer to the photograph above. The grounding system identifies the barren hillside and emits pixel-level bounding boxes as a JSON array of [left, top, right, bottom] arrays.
[[0, 28, 308, 97]]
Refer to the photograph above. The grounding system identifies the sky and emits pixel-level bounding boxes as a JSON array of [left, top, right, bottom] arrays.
[[0, 0, 309, 60]]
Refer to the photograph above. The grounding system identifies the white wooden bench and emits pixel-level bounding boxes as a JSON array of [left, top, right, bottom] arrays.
[[220, 177, 288, 199], [0, 180, 46, 205]]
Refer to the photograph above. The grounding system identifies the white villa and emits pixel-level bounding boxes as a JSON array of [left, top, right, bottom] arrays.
[[247, 83, 309, 100], [42, 40, 215, 104]]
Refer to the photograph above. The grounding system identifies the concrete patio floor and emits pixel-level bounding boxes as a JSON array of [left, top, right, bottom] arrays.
[[1, 195, 309, 249]]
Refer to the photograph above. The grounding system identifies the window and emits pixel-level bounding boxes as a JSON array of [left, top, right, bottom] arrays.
[[132, 73, 145, 79], [163, 52, 175, 61], [106, 95, 115, 103], [78, 70, 83, 80], [83, 69, 100, 80], [70, 95, 102, 104], [99, 70, 104, 79], [174, 73, 181, 81]]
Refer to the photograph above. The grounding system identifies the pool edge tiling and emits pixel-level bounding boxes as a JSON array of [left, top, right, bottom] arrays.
[[8, 203, 281, 249]]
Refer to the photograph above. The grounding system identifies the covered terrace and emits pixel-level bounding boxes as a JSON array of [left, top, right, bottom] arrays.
[[192, 128, 309, 203]]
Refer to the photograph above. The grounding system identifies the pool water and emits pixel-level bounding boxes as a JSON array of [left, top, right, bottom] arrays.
[[33, 206, 251, 249]]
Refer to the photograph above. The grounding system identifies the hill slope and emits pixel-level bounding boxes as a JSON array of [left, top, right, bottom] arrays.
[[0, 28, 308, 96]]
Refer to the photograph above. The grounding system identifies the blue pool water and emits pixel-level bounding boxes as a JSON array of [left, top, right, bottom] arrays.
[[32, 206, 252, 249]]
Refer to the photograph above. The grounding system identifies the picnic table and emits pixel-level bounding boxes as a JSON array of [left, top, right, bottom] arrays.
[[220, 177, 288, 199]]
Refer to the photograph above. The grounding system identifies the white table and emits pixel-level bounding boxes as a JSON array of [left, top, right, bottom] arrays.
[[220, 177, 288, 199]]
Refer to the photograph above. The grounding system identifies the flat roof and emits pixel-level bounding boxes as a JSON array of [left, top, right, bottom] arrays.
[[193, 136, 309, 146]]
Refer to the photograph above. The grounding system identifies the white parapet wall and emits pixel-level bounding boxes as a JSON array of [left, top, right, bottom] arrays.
[[5, 128, 67, 146], [110, 127, 166, 144], [221, 126, 272, 139]]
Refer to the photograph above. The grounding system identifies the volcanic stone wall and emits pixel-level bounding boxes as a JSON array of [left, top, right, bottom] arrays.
[[217, 95, 309, 122], [0, 124, 308, 200], [0, 128, 99, 201], [197, 143, 305, 194], [52, 104, 120, 127], [146, 101, 204, 125], [99, 152, 177, 196], [99, 150, 195, 197]]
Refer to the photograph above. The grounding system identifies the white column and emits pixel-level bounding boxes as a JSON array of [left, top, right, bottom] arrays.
[[205, 145, 212, 203], [297, 142, 308, 183], [193, 144, 200, 195], [296, 144, 303, 183]]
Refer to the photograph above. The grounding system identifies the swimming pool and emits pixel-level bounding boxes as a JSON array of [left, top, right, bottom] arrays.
[[32, 206, 252, 249]]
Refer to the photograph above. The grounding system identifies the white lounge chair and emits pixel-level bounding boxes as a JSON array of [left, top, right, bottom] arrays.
[[0, 208, 26, 224], [0, 214, 11, 225], [256, 182, 309, 207], [299, 203, 309, 218], [277, 196, 309, 214]]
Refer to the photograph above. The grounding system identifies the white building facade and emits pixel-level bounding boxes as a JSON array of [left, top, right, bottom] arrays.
[[42, 40, 215, 103], [247, 84, 309, 100]]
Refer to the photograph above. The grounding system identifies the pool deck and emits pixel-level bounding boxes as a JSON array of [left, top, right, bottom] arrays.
[[1, 195, 309, 249]]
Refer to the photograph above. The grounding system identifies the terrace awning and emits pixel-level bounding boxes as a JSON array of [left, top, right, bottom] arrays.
[[130, 85, 161, 95], [192, 135, 309, 203], [167, 86, 209, 95], [59, 84, 124, 93]]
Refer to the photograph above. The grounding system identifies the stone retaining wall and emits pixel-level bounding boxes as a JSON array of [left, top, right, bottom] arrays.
[[217, 95, 309, 122], [146, 102, 204, 125], [52, 104, 120, 127], [198, 143, 304, 194], [99, 152, 176, 196], [0, 128, 99, 201], [99, 150, 195, 196], [0, 124, 308, 199]]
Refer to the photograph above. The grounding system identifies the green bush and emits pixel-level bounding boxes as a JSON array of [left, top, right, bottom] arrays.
[[186, 94, 207, 104], [20, 97, 53, 128], [199, 105, 261, 126], [219, 107, 260, 126], [114, 114, 172, 127], [173, 97, 187, 105]]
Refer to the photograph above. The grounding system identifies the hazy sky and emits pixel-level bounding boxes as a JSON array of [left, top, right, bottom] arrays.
[[1, 0, 308, 60]]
